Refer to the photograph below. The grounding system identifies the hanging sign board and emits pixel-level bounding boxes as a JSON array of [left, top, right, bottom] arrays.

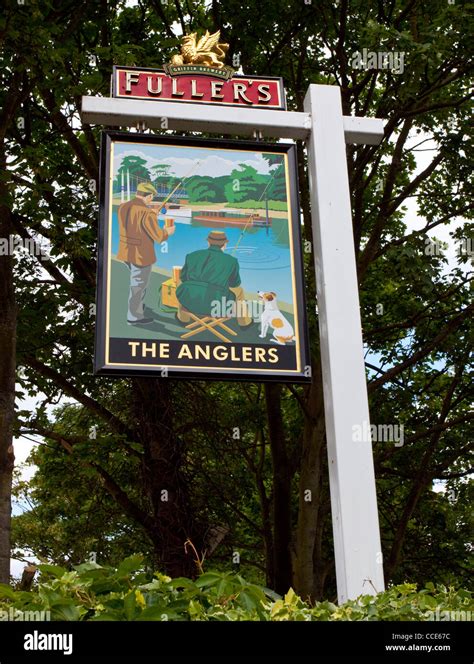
[[94, 132, 310, 381]]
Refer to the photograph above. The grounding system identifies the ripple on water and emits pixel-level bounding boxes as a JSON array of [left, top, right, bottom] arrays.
[[231, 245, 288, 269]]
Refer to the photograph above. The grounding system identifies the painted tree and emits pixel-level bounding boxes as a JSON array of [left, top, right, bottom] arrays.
[[186, 174, 227, 203], [114, 155, 152, 194], [185, 176, 224, 203], [151, 164, 171, 180], [150, 163, 172, 198], [262, 154, 286, 202], [224, 164, 268, 203]]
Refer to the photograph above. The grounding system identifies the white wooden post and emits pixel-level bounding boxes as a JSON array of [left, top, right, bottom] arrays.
[[304, 84, 385, 603], [81, 85, 385, 603]]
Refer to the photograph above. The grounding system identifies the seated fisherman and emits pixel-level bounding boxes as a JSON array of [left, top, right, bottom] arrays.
[[176, 231, 251, 327]]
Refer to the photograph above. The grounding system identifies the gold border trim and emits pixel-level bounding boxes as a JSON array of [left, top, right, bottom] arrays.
[[104, 140, 301, 375], [114, 68, 283, 109]]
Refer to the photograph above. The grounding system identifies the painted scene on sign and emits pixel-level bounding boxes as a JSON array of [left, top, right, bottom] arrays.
[[109, 141, 298, 347]]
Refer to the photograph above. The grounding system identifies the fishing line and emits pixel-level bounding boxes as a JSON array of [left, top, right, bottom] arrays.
[[231, 161, 283, 255]]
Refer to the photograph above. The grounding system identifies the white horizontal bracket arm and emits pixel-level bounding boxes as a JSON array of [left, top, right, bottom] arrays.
[[343, 116, 385, 145], [81, 96, 311, 141], [80, 95, 384, 145]]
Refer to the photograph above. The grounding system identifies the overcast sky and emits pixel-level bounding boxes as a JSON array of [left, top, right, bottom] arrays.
[[113, 146, 276, 179]]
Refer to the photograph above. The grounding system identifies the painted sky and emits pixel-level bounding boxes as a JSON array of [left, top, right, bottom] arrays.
[[113, 142, 279, 179]]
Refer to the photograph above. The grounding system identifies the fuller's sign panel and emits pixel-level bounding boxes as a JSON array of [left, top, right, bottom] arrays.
[[94, 132, 310, 381], [112, 66, 286, 110]]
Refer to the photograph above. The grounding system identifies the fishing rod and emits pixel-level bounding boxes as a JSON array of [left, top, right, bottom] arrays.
[[231, 162, 283, 255], [127, 161, 201, 205], [160, 160, 202, 207]]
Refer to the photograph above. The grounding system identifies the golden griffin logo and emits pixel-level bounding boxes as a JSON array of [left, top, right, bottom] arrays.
[[166, 30, 234, 79]]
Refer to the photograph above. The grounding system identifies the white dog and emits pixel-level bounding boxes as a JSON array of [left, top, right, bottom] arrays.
[[258, 291, 295, 345]]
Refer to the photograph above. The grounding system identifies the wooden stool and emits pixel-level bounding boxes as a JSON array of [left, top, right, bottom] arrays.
[[181, 312, 238, 343]]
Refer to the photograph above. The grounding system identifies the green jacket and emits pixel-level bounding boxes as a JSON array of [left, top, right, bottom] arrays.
[[176, 246, 242, 316]]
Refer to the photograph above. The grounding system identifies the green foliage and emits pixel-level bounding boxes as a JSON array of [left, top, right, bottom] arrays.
[[186, 175, 227, 203], [0, 559, 471, 622], [12, 404, 150, 568], [225, 164, 268, 203], [3, 0, 472, 599]]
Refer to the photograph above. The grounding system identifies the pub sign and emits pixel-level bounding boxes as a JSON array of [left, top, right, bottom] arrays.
[[94, 132, 310, 381]]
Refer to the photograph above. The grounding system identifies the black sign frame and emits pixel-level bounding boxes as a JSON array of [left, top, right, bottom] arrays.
[[94, 131, 311, 382]]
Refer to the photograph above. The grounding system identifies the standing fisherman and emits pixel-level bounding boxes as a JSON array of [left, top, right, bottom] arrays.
[[117, 182, 175, 324]]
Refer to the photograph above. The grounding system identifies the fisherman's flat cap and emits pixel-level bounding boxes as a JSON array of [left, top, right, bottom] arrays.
[[137, 182, 158, 195], [207, 230, 228, 244]]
